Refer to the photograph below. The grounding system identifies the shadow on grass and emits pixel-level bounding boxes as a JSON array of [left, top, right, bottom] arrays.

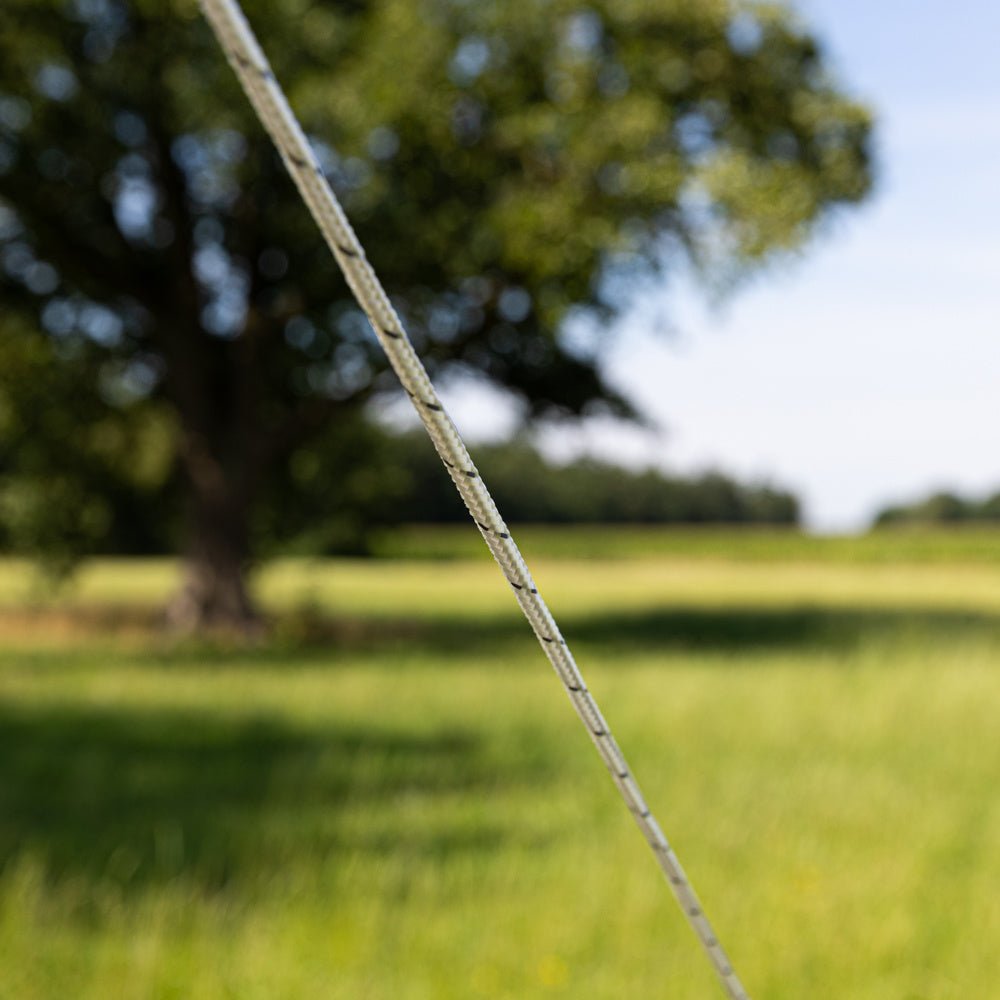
[[564, 605, 1000, 653], [3, 604, 1000, 669], [0, 701, 549, 893], [254, 604, 1000, 659], [1, 604, 995, 900]]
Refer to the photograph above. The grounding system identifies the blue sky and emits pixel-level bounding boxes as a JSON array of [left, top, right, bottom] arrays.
[[433, 0, 1000, 531]]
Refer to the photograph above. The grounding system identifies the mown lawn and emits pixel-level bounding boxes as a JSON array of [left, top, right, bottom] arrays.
[[2, 532, 1000, 998]]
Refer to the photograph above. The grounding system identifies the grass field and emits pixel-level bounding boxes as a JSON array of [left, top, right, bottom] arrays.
[[2, 529, 1000, 998]]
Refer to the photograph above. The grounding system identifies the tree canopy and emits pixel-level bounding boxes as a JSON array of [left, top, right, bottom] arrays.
[[874, 489, 1000, 528], [380, 433, 799, 530], [0, 0, 873, 627]]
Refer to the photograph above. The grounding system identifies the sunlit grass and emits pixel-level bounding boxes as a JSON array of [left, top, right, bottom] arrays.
[[2, 533, 1000, 997]]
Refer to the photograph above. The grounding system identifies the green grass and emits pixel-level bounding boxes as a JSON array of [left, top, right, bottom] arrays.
[[372, 522, 1000, 563], [2, 531, 1000, 998]]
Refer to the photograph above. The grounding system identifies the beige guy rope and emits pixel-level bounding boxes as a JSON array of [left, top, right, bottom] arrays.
[[197, 2, 750, 995]]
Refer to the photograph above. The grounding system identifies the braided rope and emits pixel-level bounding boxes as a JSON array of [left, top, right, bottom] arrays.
[[197, 2, 749, 995]]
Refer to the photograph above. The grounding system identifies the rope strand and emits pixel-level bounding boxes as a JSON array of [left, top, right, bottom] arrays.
[[197, 3, 750, 995]]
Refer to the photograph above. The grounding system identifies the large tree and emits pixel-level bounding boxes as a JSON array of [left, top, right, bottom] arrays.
[[0, 0, 872, 629]]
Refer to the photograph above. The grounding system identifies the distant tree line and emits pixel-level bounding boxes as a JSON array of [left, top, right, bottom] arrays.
[[246, 426, 802, 556], [874, 489, 1000, 527], [385, 433, 799, 530], [0, 420, 799, 563]]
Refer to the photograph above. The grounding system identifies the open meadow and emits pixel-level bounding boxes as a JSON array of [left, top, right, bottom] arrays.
[[2, 528, 1000, 998]]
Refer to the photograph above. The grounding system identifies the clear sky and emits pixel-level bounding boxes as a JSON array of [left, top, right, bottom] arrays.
[[430, 0, 1000, 532]]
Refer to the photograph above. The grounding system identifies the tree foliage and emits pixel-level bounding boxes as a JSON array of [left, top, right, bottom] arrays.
[[0, 0, 872, 625], [874, 490, 1000, 528], [382, 432, 799, 528]]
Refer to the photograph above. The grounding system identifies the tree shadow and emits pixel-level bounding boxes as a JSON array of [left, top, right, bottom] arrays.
[[2, 603, 996, 903], [7, 601, 1000, 667], [562, 605, 1000, 654], [0, 701, 550, 893], [265, 603, 1000, 659]]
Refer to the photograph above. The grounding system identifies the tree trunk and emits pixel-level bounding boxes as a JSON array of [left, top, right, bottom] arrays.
[[166, 487, 261, 636]]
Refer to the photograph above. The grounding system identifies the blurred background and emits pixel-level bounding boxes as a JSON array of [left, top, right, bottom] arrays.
[[1, 1, 998, 997]]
